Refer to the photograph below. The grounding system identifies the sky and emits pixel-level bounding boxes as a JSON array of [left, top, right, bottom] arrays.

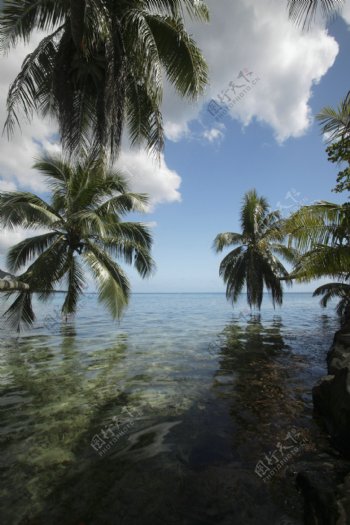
[[0, 0, 350, 294]]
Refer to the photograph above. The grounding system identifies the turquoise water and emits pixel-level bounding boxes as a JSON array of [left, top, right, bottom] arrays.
[[0, 293, 339, 524]]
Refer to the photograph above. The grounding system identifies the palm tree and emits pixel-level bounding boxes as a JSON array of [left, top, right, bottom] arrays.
[[0, 0, 208, 159], [213, 189, 296, 310], [287, 0, 344, 28], [0, 154, 155, 331]]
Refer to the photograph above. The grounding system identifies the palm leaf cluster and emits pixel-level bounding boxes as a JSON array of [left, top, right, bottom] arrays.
[[0, 154, 155, 331], [0, 0, 209, 158], [214, 190, 295, 310], [285, 201, 350, 281], [285, 201, 350, 323]]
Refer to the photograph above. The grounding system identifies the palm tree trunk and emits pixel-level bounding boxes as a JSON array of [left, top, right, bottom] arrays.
[[70, 0, 86, 50], [0, 279, 29, 291]]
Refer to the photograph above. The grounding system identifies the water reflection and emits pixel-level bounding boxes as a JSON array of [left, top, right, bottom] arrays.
[[0, 310, 335, 525], [0, 330, 130, 524]]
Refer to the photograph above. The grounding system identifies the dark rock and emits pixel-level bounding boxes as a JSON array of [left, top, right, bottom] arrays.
[[296, 328, 350, 523], [293, 457, 350, 525], [312, 330, 350, 458]]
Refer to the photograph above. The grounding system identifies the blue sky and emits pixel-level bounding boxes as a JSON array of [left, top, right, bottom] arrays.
[[127, 16, 350, 293], [0, 1, 350, 297]]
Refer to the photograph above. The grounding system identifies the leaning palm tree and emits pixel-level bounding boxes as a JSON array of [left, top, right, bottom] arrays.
[[0, 154, 155, 331], [287, 0, 344, 28], [0, 0, 208, 159], [214, 189, 296, 310]]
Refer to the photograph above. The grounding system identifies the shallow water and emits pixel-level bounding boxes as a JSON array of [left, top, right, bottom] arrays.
[[0, 293, 339, 524]]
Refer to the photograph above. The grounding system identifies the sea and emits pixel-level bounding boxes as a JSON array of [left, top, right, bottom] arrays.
[[0, 293, 340, 524]]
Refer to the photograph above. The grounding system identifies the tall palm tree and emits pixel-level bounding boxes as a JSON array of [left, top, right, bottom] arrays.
[[213, 189, 295, 310], [287, 0, 343, 28], [0, 154, 155, 331], [0, 0, 209, 159]]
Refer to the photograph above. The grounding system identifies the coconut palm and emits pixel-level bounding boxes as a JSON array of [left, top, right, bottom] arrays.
[[287, 0, 343, 27], [0, 154, 155, 331], [0, 0, 209, 158], [213, 189, 296, 310]]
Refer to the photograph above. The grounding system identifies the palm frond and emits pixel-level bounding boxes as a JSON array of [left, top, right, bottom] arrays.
[[3, 291, 34, 332], [292, 245, 350, 282], [83, 241, 130, 319], [285, 201, 349, 251], [316, 93, 350, 142], [145, 14, 208, 99], [3, 28, 61, 137], [0, 0, 66, 50], [224, 250, 247, 305], [7, 231, 59, 272], [313, 282, 350, 307], [0, 191, 62, 229], [96, 193, 149, 216], [62, 252, 85, 315], [213, 232, 243, 252], [240, 189, 269, 238], [102, 238, 156, 278], [287, 0, 343, 28]]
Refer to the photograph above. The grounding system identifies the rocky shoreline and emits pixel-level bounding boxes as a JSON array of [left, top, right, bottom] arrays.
[[295, 328, 350, 524]]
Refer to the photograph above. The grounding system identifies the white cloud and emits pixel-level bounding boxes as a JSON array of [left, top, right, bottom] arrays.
[[202, 127, 224, 143], [162, 0, 339, 143], [0, 179, 17, 191], [117, 149, 181, 211], [0, 0, 342, 199], [164, 120, 190, 142]]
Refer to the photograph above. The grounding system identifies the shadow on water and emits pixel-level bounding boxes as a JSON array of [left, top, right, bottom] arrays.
[[0, 316, 332, 525]]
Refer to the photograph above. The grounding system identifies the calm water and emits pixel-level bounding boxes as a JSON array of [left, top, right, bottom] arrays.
[[0, 293, 339, 524]]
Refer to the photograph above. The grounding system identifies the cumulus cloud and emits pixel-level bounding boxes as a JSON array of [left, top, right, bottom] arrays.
[[0, 0, 343, 200], [162, 0, 339, 143], [117, 149, 181, 211]]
